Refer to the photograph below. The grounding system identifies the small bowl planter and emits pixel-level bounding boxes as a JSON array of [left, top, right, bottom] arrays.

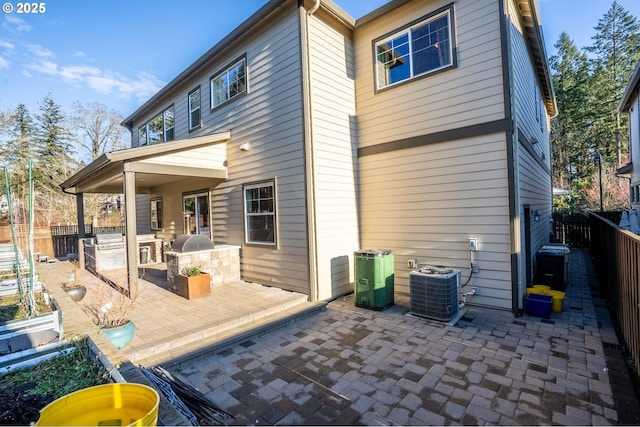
[[63, 285, 87, 302]]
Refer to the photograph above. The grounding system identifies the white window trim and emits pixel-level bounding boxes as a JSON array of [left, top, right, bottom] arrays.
[[210, 56, 246, 109], [243, 180, 276, 246], [137, 105, 175, 146], [375, 8, 454, 90], [188, 87, 201, 131]]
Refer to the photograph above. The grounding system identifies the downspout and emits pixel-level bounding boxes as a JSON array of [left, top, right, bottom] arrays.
[[500, 0, 520, 315], [300, 0, 320, 302]]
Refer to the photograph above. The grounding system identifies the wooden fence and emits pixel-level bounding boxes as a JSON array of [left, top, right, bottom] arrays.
[[50, 225, 126, 257], [590, 212, 640, 375], [552, 211, 622, 248]]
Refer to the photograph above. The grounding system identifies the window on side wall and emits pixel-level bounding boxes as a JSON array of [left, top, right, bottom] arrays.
[[210, 57, 246, 109], [375, 7, 454, 90], [137, 105, 175, 146], [188, 87, 201, 131], [243, 180, 276, 246], [150, 197, 163, 230]]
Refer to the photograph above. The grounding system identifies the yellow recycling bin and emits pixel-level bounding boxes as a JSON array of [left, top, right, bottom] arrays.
[[545, 290, 565, 313], [36, 383, 159, 426]]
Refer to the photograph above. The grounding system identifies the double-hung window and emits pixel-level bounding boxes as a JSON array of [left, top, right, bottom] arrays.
[[375, 7, 454, 90], [188, 87, 201, 131], [137, 105, 175, 146], [243, 181, 276, 246], [211, 57, 246, 109]]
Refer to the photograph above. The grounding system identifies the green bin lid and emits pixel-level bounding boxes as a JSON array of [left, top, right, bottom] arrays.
[[355, 249, 391, 257]]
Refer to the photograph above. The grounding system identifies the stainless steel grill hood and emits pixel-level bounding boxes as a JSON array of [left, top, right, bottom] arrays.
[[170, 235, 214, 252]]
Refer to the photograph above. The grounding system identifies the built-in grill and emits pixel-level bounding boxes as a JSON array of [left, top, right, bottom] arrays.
[[94, 232, 125, 250], [84, 232, 126, 272], [171, 234, 214, 253]]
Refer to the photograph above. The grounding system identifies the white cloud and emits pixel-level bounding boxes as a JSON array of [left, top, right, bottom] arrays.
[[84, 71, 165, 102], [0, 56, 9, 69], [24, 52, 166, 102], [25, 43, 54, 58], [0, 40, 15, 50], [3, 15, 31, 32], [59, 64, 101, 83]]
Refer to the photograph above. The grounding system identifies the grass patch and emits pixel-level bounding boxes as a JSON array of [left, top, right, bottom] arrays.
[[0, 292, 53, 322]]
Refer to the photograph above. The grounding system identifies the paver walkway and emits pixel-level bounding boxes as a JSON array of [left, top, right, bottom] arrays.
[[165, 249, 636, 425]]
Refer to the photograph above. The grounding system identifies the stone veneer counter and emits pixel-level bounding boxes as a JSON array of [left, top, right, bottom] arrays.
[[165, 245, 241, 288]]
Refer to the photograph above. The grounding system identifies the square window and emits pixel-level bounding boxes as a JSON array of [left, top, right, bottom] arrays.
[[375, 8, 454, 89], [211, 57, 247, 109]]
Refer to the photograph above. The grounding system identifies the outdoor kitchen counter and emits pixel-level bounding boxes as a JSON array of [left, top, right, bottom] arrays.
[[165, 244, 241, 287]]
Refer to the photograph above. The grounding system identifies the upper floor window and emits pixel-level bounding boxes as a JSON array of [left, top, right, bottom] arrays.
[[375, 8, 454, 90], [188, 87, 201, 131], [210, 57, 246, 109], [138, 105, 175, 146]]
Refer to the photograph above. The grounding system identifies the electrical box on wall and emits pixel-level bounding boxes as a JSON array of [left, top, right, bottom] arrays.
[[469, 238, 478, 251]]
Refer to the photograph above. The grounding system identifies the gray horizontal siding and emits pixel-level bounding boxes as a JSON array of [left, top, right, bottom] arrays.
[[129, 4, 310, 295]]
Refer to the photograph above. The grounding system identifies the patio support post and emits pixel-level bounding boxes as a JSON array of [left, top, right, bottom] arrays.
[[123, 168, 138, 294]]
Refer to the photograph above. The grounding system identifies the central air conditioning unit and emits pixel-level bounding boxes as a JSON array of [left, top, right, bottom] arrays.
[[410, 266, 461, 322]]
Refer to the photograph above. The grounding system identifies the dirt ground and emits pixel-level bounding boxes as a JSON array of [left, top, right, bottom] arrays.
[[0, 383, 53, 425]]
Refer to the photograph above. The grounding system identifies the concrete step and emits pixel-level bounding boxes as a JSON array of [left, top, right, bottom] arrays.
[[133, 300, 327, 367]]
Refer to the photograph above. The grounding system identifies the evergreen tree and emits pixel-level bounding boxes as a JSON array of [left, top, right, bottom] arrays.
[[34, 94, 74, 191], [0, 104, 37, 221], [586, 0, 640, 166], [550, 33, 592, 191]]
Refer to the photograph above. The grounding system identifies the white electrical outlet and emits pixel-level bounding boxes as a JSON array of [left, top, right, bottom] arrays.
[[408, 259, 417, 269], [469, 238, 478, 251]]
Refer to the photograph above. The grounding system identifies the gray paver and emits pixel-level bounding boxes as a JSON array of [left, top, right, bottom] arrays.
[[165, 249, 617, 425], [73, 248, 626, 426]]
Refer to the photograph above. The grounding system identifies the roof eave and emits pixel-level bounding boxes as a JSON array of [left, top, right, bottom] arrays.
[[60, 131, 231, 192], [618, 61, 640, 113], [516, 0, 558, 118]]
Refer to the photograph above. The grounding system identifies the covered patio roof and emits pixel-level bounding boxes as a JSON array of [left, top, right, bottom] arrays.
[[61, 131, 231, 293], [61, 131, 231, 195]]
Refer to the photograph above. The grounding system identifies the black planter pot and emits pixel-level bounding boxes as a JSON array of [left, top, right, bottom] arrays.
[[64, 285, 87, 302]]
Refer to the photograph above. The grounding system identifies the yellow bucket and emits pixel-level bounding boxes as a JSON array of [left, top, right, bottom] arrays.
[[36, 383, 159, 426], [526, 285, 551, 295], [545, 290, 565, 313]]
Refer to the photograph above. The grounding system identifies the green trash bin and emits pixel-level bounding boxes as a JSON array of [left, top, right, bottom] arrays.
[[354, 249, 394, 310]]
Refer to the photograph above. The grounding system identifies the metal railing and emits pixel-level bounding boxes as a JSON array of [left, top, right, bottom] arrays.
[[50, 225, 126, 257]]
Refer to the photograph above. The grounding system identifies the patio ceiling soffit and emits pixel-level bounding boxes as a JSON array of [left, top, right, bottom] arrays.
[[61, 131, 231, 194]]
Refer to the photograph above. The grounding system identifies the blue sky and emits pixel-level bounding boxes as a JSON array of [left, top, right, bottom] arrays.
[[0, 0, 639, 119]]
